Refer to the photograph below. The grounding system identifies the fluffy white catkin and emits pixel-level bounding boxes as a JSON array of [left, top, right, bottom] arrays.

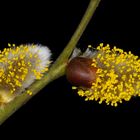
[[0, 44, 52, 105]]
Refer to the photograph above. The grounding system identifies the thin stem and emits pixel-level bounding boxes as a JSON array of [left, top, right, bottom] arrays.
[[0, 0, 101, 125]]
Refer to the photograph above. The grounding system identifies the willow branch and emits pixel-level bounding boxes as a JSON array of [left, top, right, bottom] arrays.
[[0, 0, 101, 125]]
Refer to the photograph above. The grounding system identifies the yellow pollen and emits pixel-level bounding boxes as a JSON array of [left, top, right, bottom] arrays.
[[0, 43, 50, 102], [74, 44, 140, 107], [26, 90, 32, 95]]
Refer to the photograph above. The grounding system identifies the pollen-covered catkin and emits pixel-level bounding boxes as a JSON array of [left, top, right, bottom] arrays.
[[0, 44, 51, 105], [68, 43, 140, 106]]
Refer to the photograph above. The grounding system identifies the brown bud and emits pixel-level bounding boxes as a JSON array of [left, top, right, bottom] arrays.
[[66, 57, 98, 88]]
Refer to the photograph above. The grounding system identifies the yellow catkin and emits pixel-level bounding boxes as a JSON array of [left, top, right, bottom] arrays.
[[0, 43, 51, 105], [74, 43, 140, 106]]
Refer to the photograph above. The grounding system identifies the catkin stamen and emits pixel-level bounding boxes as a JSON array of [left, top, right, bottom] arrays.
[[0, 43, 51, 105], [73, 43, 140, 106]]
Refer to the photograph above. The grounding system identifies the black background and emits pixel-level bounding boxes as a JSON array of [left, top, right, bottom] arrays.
[[0, 0, 140, 132]]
